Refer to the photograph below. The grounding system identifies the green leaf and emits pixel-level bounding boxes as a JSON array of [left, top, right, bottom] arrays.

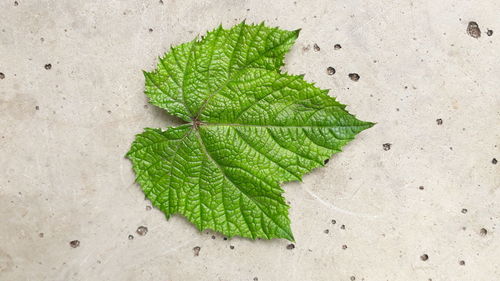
[[127, 22, 373, 241]]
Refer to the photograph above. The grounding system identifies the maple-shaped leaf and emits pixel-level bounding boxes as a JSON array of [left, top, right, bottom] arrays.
[[127, 22, 373, 241]]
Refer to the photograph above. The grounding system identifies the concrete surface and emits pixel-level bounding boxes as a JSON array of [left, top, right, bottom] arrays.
[[1, 0, 499, 280]]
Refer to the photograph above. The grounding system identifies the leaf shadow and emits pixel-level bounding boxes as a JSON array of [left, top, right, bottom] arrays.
[[149, 105, 187, 127]]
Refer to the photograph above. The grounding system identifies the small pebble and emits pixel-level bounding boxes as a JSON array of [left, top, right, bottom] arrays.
[[436, 118, 443, 125], [419, 186, 424, 190], [0, 72, 5, 79], [334, 44, 342, 50], [486, 29, 493, 36], [44, 64, 52, 70], [420, 254, 429, 261], [331, 219, 337, 224], [342, 244, 348, 250], [492, 158, 497, 165], [383, 143, 392, 151]]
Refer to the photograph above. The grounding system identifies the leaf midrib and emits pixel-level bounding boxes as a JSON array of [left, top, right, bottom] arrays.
[[194, 128, 293, 240], [191, 29, 298, 120]]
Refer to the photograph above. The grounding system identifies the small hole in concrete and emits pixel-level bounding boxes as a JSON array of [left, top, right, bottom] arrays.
[[136, 226, 148, 236], [69, 240, 80, 248], [348, 73, 360, 81], [326, 67, 336, 75], [193, 246, 201, 256], [479, 228, 487, 236]]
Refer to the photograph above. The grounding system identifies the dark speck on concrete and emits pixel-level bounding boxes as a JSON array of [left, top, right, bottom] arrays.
[[480, 228, 488, 236], [253, 278, 258, 281], [14, 1, 19, 6], [383, 143, 392, 151], [334, 44, 342, 50], [492, 158, 497, 164], [324, 159, 329, 164], [467, 21, 481, 38], [128, 235, 134, 240], [350, 276, 356, 281], [331, 219, 337, 224], [145, 205, 152, 210], [326, 67, 336, 75], [436, 118, 443, 125], [39, 233, 44, 238], [459, 260, 465, 266], [35, 106, 39, 110], [223, 237, 228, 240], [0, 72, 5, 79], [486, 29, 493, 36], [461, 208, 467, 214], [229, 245, 235, 250], [69, 240, 80, 248], [313, 43, 320, 51], [44, 64, 52, 70], [349, 73, 360, 81], [420, 254, 429, 261], [340, 224, 346, 230], [286, 243, 295, 250], [324, 229, 329, 234], [149, 28, 153, 32], [193, 246, 201, 256], [211, 235, 216, 239], [342, 244, 348, 250], [419, 186, 424, 190], [136, 226, 148, 236]]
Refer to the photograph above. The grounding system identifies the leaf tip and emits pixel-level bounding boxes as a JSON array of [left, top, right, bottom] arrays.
[[285, 232, 295, 242], [293, 28, 301, 37], [363, 121, 376, 130]]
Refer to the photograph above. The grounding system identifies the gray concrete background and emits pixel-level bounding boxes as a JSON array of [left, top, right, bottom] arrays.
[[1, 0, 499, 280]]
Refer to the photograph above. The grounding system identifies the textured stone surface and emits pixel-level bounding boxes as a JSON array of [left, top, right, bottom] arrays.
[[0, 1, 498, 280]]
